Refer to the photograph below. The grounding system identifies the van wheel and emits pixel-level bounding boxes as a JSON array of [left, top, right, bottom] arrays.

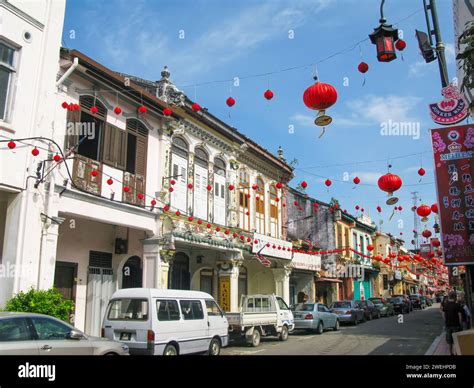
[[250, 330, 261, 347], [163, 343, 178, 356], [279, 325, 289, 341], [208, 338, 221, 356]]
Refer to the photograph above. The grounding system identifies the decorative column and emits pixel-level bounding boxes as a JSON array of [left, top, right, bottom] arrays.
[[38, 216, 65, 289], [272, 266, 292, 304], [142, 238, 161, 288], [159, 249, 175, 289], [187, 152, 195, 215]]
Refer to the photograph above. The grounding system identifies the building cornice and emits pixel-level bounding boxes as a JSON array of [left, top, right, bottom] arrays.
[[1, 0, 44, 31]]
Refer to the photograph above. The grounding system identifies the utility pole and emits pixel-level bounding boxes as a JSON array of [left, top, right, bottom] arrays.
[[411, 191, 421, 250], [422, 0, 450, 87]]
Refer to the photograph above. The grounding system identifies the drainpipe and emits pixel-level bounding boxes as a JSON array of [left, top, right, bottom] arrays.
[[56, 57, 79, 87]]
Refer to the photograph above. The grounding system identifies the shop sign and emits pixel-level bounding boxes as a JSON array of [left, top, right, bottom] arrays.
[[394, 270, 402, 280], [431, 124, 474, 265], [429, 84, 469, 125], [252, 233, 292, 260], [219, 277, 230, 312], [292, 252, 321, 271]]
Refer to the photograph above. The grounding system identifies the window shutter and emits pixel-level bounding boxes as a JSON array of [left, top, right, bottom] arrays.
[[102, 123, 116, 166], [65, 109, 81, 150], [115, 128, 127, 170], [135, 136, 147, 177], [102, 124, 126, 169]]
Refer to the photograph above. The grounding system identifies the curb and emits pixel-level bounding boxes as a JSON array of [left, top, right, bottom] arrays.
[[425, 331, 444, 355]]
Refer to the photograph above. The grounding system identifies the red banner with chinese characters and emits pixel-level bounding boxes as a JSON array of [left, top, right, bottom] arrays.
[[431, 124, 474, 265]]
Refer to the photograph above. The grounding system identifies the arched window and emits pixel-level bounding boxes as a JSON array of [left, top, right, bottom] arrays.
[[255, 177, 265, 234], [239, 170, 250, 230], [270, 185, 279, 237], [213, 157, 226, 225], [169, 252, 190, 290], [170, 137, 189, 212], [193, 147, 209, 220]]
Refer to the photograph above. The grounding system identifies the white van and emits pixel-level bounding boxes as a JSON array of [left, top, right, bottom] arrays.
[[102, 288, 229, 355]]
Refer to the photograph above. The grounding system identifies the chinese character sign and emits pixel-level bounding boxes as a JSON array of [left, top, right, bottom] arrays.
[[431, 124, 474, 265], [219, 277, 230, 312]]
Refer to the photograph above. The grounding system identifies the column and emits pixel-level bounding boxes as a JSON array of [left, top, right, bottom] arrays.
[[142, 238, 174, 289], [38, 216, 65, 289], [217, 260, 242, 312], [272, 266, 292, 304]]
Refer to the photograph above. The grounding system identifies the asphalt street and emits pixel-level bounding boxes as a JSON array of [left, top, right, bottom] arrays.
[[222, 304, 444, 355]]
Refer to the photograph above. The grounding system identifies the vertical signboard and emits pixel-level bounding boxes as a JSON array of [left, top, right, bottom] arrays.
[[430, 124, 474, 265], [219, 277, 230, 312]]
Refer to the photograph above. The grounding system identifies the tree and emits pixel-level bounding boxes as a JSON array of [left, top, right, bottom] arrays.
[[3, 288, 74, 322]]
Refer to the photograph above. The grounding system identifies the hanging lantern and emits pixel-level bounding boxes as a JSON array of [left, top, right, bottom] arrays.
[[226, 97, 235, 107], [431, 203, 438, 213], [163, 108, 173, 116], [325, 179, 332, 187], [7, 140, 16, 149], [191, 103, 201, 112], [276, 182, 283, 189], [353, 176, 360, 185], [432, 239, 441, 247], [416, 204, 432, 222], [138, 105, 147, 113], [123, 186, 130, 193], [355, 205, 360, 210], [187, 183, 193, 189], [422, 229, 432, 238], [32, 147, 39, 156], [137, 193, 144, 200], [303, 81, 338, 127], [206, 184, 212, 191], [377, 172, 402, 205], [418, 167, 426, 176], [151, 199, 157, 206], [228, 184, 235, 191], [358, 62, 369, 73], [376, 205, 382, 213], [301, 181, 308, 189], [61, 101, 69, 109], [91, 170, 98, 177], [368, 2, 399, 62], [395, 39, 406, 51], [107, 178, 113, 185], [264, 89, 274, 100], [114, 106, 122, 114], [53, 154, 62, 162], [367, 244, 374, 251], [90, 106, 99, 114]]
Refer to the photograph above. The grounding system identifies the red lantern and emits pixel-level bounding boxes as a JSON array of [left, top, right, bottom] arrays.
[[355, 205, 360, 210], [170, 179, 176, 185], [432, 239, 441, 247], [301, 181, 308, 189], [168, 187, 174, 193], [416, 204, 431, 221], [377, 172, 402, 205], [7, 140, 16, 149], [187, 183, 193, 189], [123, 186, 130, 193], [206, 185, 212, 191], [176, 211, 181, 216], [188, 216, 193, 222], [137, 193, 144, 200], [53, 154, 62, 162], [264, 89, 274, 100], [228, 184, 234, 191], [303, 81, 338, 126], [107, 178, 113, 185], [91, 170, 98, 177], [358, 62, 369, 73], [418, 167, 426, 176], [395, 39, 406, 51], [90, 106, 98, 114], [276, 182, 283, 189], [376, 206, 382, 213], [325, 179, 332, 187], [369, 17, 399, 62], [252, 184, 258, 190], [367, 244, 374, 251], [353, 176, 360, 185], [191, 103, 201, 111], [197, 220, 203, 225], [32, 147, 39, 156], [163, 108, 173, 116], [138, 105, 147, 113], [226, 97, 235, 107], [151, 199, 157, 206], [422, 229, 432, 238], [163, 205, 170, 212], [61, 101, 69, 109], [431, 203, 438, 213], [114, 106, 122, 114]]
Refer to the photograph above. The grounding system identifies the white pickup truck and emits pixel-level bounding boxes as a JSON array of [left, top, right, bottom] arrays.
[[226, 294, 295, 347]]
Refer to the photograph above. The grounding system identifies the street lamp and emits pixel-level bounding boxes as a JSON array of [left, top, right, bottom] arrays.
[[369, 0, 399, 62]]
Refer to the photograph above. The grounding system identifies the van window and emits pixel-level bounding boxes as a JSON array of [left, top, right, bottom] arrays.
[[179, 300, 204, 320], [156, 300, 180, 321], [247, 298, 254, 309], [107, 299, 148, 321], [276, 297, 289, 311], [205, 300, 222, 316]]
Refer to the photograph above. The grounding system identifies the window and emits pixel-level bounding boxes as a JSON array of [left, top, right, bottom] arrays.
[[238, 267, 247, 303], [194, 147, 209, 220], [205, 300, 222, 316], [269, 185, 279, 237], [179, 300, 204, 320], [170, 137, 188, 212], [156, 300, 180, 321], [107, 299, 149, 321], [276, 297, 289, 311], [383, 275, 389, 290], [213, 157, 226, 225], [239, 170, 250, 230], [318, 305, 326, 312], [200, 269, 213, 295], [30, 318, 71, 340], [0, 42, 16, 121], [255, 177, 265, 234], [76, 96, 106, 162], [0, 318, 32, 342]]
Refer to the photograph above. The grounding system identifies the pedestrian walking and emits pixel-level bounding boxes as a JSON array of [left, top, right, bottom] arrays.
[[458, 294, 471, 330], [441, 291, 463, 355]]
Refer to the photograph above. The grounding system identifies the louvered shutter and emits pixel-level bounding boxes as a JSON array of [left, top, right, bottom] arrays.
[[170, 154, 187, 212], [194, 165, 208, 220], [213, 173, 226, 225], [65, 108, 81, 150]]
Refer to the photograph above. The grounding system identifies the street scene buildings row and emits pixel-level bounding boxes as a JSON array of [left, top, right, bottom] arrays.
[[0, 0, 448, 336]]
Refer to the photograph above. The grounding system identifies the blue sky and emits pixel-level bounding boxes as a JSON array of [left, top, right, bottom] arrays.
[[63, 0, 461, 246]]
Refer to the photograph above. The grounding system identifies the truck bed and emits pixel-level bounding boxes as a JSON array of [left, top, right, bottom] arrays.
[[227, 311, 278, 328]]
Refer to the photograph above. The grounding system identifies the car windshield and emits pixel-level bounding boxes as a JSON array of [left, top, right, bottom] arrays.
[[370, 298, 383, 304], [390, 297, 402, 303], [294, 304, 314, 312], [332, 302, 351, 308]]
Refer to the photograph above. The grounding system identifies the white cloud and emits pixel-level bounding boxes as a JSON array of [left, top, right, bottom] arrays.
[[445, 43, 455, 64], [290, 113, 316, 128], [408, 61, 427, 78]]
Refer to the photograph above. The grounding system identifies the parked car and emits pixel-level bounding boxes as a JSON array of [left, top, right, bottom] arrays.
[[293, 303, 339, 333], [329, 300, 365, 325], [357, 300, 381, 320], [0, 312, 129, 355], [227, 294, 294, 347], [368, 297, 394, 317], [392, 294, 413, 312], [387, 296, 410, 314], [103, 288, 229, 355], [409, 294, 426, 310]]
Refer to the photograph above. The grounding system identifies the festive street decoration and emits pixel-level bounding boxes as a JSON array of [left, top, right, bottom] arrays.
[[416, 204, 432, 221], [191, 102, 202, 111], [114, 106, 122, 114], [368, 1, 399, 62], [378, 172, 402, 205], [264, 89, 274, 100], [303, 80, 338, 130], [422, 229, 432, 238], [163, 107, 173, 116], [226, 97, 235, 107], [138, 105, 147, 113], [358, 62, 369, 73], [325, 179, 332, 187], [431, 203, 438, 213], [32, 147, 39, 156]]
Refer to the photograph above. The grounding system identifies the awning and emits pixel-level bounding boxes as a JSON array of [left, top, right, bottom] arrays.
[[316, 277, 343, 283]]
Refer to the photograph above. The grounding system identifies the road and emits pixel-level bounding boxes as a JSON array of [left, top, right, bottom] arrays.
[[222, 304, 444, 355]]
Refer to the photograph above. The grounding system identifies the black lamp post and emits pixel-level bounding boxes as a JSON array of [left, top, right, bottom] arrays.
[[369, 0, 399, 62]]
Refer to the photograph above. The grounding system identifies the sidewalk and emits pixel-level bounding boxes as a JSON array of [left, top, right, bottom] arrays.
[[425, 332, 451, 355]]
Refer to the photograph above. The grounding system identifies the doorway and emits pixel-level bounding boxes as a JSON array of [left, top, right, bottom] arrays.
[[169, 252, 190, 290], [54, 262, 78, 302], [122, 256, 143, 289]]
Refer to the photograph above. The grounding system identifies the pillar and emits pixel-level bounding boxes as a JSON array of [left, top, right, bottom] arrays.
[[38, 216, 65, 289], [217, 260, 242, 312], [142, 238, 174, 289], [272, 266, 292, 304]]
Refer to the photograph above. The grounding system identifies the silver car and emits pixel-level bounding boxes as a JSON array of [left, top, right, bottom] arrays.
[[292, 303, 339, 334], [329, 300, 365, 325], [0, 312, 129, 355]]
